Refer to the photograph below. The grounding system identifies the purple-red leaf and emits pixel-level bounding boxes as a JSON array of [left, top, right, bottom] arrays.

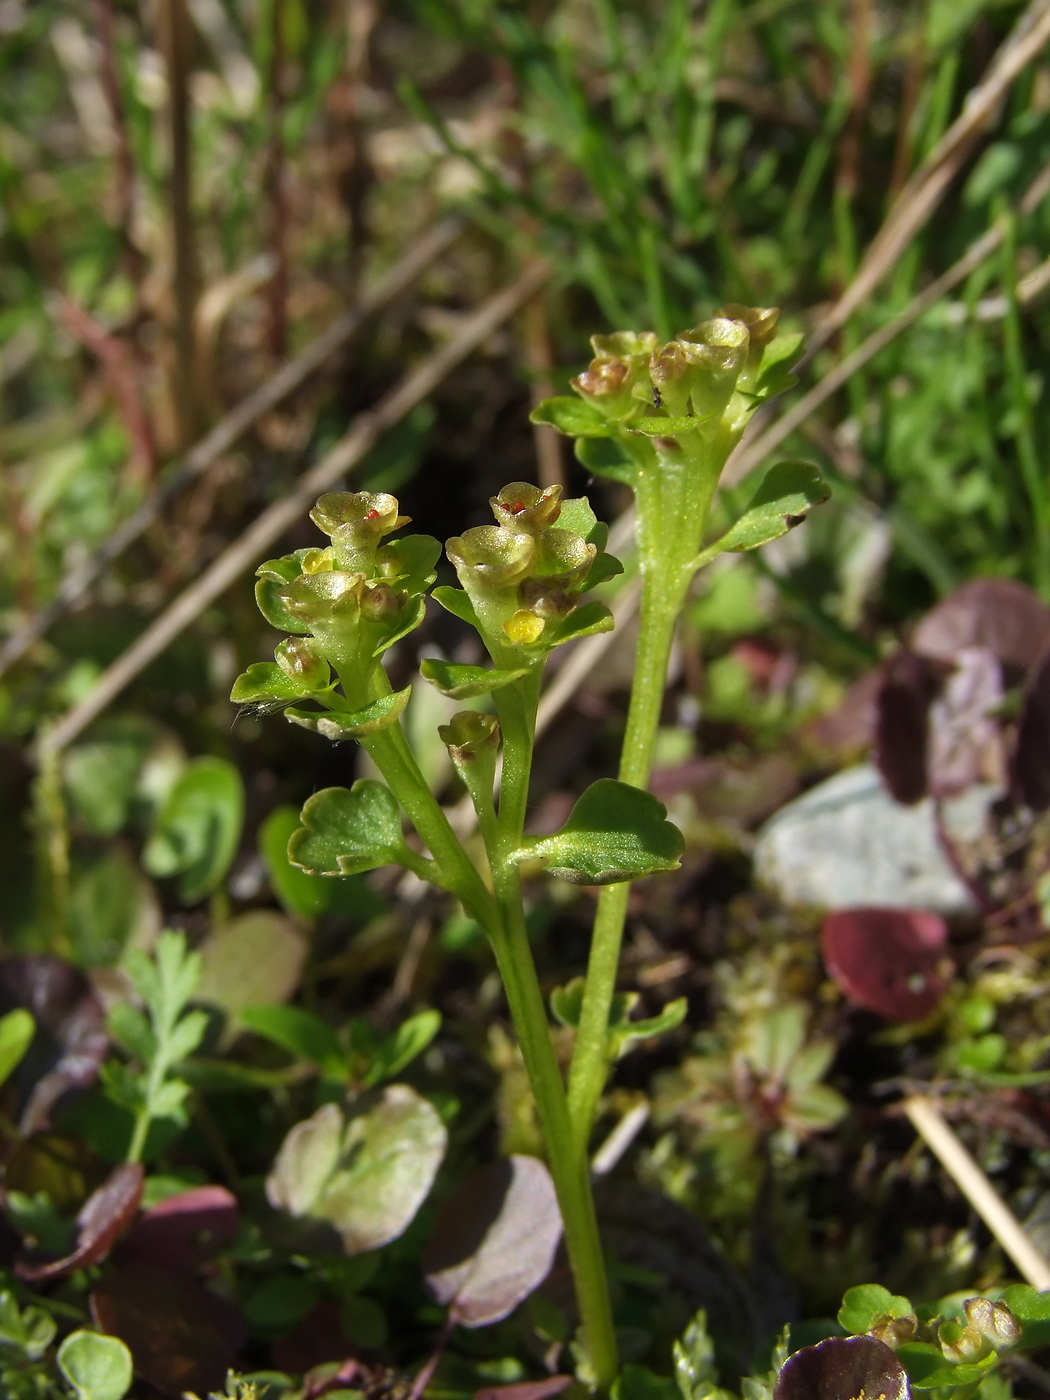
[[16, 1161, 143, 1282], [424, 1156, 562, 1328], [928, 647, 1005, 799], [822, 908, 950, 1022], [0, 956, 108, 1134], [475, 1379, 573, 1400], [116, 1184, 238, 1271], [1014, 645, 1050, 811], [91, 1263, 247, 1398], [774, 1336, 910, 1400], [913, 578, 1050, 676], [874, 652, 942, 805]]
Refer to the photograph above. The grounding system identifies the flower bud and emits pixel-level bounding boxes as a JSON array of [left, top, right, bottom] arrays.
[[591, 331, 660, 361], [677, 318, 750, 417], [938, 1318, 989, 1365], [279, 569, 365, 625], [503, 610, 546, 644], [519, 578, 574, 620], [360, 582, 401, 624], [490, 483, 563, 533], [869, 1313, 917, 1349], [299, 548, 334, 575], [438, 711, 501, 762], [530, 528, 596, 585], [649, 341, 694, 417], [964, 1298, 1020, 1352], [572, 332, 657, 421], [446, 527, 535, 588], [275, 637, 330, 690], [716, 304, 779, 351]]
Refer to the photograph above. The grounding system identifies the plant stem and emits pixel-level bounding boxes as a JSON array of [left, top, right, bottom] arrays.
[[566, 587, 680, 1145], [490, 672, 619, 1392]]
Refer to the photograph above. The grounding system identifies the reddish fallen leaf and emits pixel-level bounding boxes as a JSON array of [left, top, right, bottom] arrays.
[[822, 908, 950, 1022], [874, 651, 942, 805], [424, 1156, 562, 1328], [1014, 645, 1050, 812], [91, 1263, 247, 1398], [475, 1378, 573, 1400], [913, 577, 1050, 676], [117, 1184, 238, 1272], [17, 1161, 143, 1282], [773, 1336, 909, 1400], [0, 956, 108, 1134]]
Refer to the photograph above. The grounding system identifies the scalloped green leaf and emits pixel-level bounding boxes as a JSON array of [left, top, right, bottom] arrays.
[[231, 662, 313, 707], [612, 998, 687, 1056], [380, 534, 442, 594], [550, 978, 684, 1058], [289, 781, 408, 876], [511, 778, 683, 884], [286, 687, 411, 741], [432, 586, 480, 628], [574, 436, 641, 488], [373, 595, 428, 656], [255, 577, 312, 635], [713, 461, 830, 556], [544, 600, 615, 648], [838, 1285, 914, 1336], [531, 396, 613, 437], [420, 659, 529, 699]]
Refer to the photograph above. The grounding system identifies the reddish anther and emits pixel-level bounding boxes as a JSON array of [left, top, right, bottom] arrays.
[[366, 509, 382, 520]]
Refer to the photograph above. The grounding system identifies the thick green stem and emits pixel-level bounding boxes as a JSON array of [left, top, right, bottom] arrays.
[[489, 673, 620, 1392], [566, 588, 681, 1145]]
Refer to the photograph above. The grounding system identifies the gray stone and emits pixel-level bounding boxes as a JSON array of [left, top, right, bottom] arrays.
[[753, 763, 993, 914]]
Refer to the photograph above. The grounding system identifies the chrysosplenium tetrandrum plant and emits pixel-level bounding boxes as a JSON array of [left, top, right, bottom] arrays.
[[233, 305, 829, 1392]]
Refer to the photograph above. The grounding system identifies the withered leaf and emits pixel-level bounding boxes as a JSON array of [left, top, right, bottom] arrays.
[[17, 1161, 143, 1282], [822, 908, 950, 1022]]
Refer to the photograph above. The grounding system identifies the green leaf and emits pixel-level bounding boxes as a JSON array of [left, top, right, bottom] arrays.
[[584, 550, 625, 589], [289, 781, 409, 877], [286, 686, 411, 740], [709, 461, 830, 557], [758, 331, 805, 380], [530, 395, 613, 437], [612, 998, 687, 1056], [432, 586, 480, 627], [544, 600, 615, 647], [373, 595, 428, 655], [260, 805, 384, 921], [196, 912, 308, 1025], [897, 1343, 997, 1389], [141, 756, 244, 903], [267, 1085, 447, 1254], [365, 1009, 442, 1087], [1003, 1285, 1050, 1348], [556, 497, 600, 539], [550, 978, 684, 1058], [511, 778, 683, 884], [631, 415, 710, 436], [230, 662, 316, 708], [574, 435, 641, 487], [420, 658, 529, 699], [839, 1285, 914, 1335], [255, 577, 312, 635], [58, 1330, 133, 1400], [0, 1008, 34, 1090], [241, 1004, 347, 1078]]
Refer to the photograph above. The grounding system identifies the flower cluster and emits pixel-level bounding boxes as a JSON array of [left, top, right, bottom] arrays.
[[444, 482, 616, 655], [232, 490, 439, 718]]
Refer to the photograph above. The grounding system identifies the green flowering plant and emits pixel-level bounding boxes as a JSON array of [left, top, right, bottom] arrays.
[[232, 305, 829, 1393]]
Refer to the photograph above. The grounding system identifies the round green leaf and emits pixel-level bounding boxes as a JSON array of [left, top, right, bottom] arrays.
[[142, 756, 245, 904], [838, 1285, 914, 1337], [58, 1330, 133, 1400], [511, 779, 683, 884], [259, 805, 384, 921]]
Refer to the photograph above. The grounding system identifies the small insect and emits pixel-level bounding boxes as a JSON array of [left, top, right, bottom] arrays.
[[652, 387, 662, 408]]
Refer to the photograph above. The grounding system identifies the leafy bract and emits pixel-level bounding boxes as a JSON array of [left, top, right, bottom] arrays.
[[424, 1156, 562, 1327], [896, 1342, 995, 1390], [574, 436, 641, 488], [544, 601, 616, 648], [530, 396, 613, 437], [230, 662, 319, 708], [421, 659, 529, 699], [259, 805, 385, 921], [551, 978, 685, 1059], [432, 586, 480, 627], [838, 1285, 914, 1336], [141, 757, 244, 904], [511, 779, 683, 884], [285, 686, 411, 741], [267, 1086, 447, 1255], [57, 1330, 134, 1400], [709, 461, 830, 557], [288, 781, 409, 877]]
